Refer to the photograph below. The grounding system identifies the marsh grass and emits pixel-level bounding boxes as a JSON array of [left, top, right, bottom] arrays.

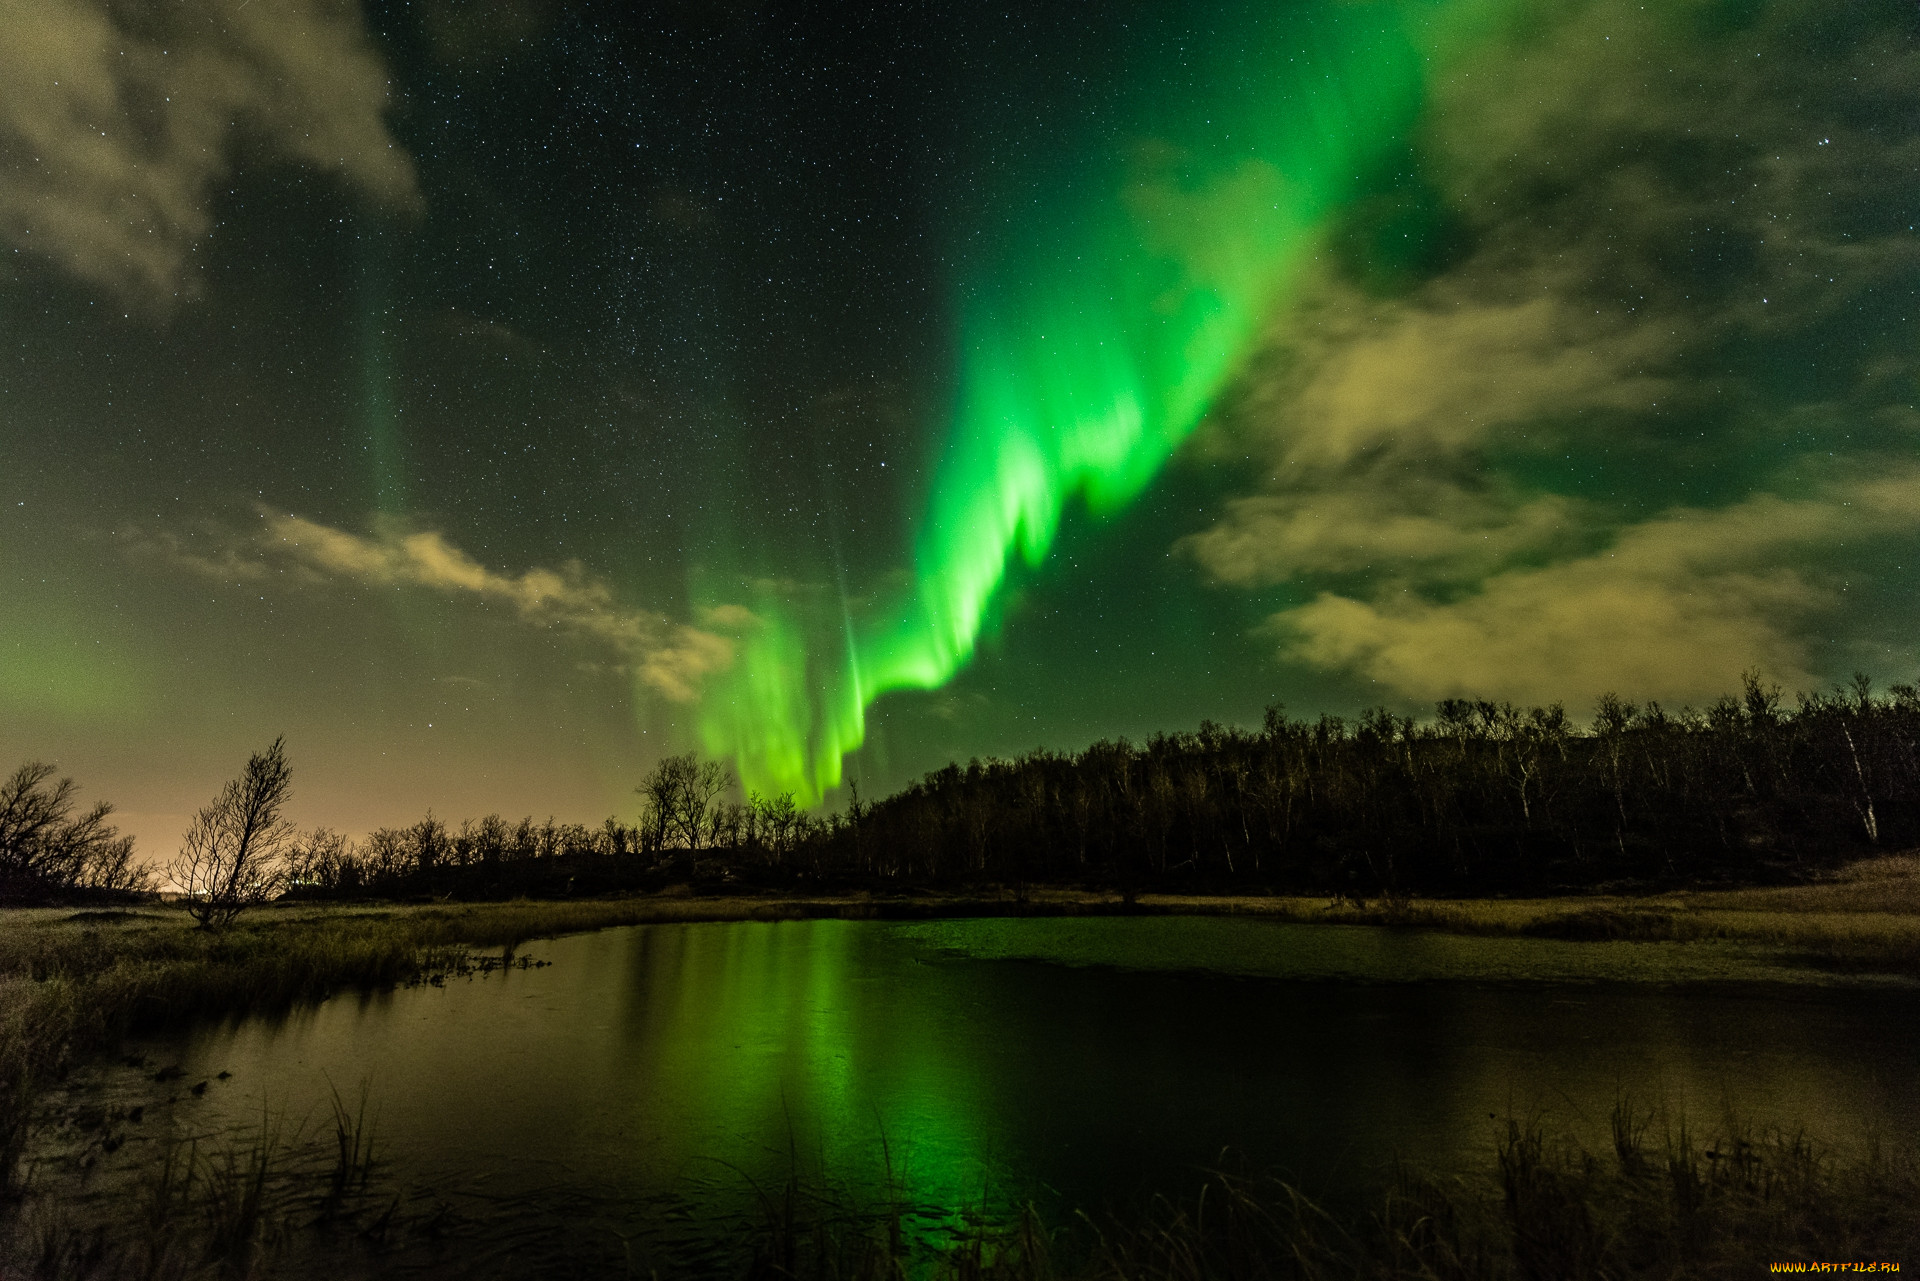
[[1149, 854, 1920, 973], [9, 1102, 411, 1280], [322, 1080, 375, 1207], [741, 1104, 1919, 1281]]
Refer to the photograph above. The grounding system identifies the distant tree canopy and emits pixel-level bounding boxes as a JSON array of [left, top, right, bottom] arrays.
[[285, 757, 818, 899], [818, 673, 1920, 895], [0, 762, 146, 903], [284, 672, 1920, 901]]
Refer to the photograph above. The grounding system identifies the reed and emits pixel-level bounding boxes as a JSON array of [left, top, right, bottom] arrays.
[[323, 1079, 376, 1206], [740, 1106, 1919, 1281], [4, 1090, 1914, 1279], [4, 1106, 411, 1280], [198, 1121, 279, 1276]]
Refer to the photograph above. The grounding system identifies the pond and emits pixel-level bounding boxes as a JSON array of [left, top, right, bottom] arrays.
[[26, 917, 1920, 1276]]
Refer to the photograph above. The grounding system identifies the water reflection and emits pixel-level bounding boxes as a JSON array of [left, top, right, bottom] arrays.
[[55, 918, 1920, 1274]]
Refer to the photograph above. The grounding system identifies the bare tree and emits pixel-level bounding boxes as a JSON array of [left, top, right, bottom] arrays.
[[679, 757, 731, 853], [169, 738, 296, 927], [635, 753, 732, 862], [636, 759, 678, 860], [287, 827, 352, 891], [0, 761, 145, 897]]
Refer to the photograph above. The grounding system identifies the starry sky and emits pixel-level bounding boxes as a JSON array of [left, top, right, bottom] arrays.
[[2, 0, 1916, 854]]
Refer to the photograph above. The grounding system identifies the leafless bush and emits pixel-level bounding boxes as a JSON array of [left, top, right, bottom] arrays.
[[168, 738, 296, 928]]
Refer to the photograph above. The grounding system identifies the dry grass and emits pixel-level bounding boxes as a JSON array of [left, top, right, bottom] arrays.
[[1134, 854, 1920, 973], [745, 1103, 1919, 1281]]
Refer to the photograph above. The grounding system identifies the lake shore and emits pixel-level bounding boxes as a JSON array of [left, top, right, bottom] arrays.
[[5, 856, 1916, 1167], [7, 850, 1920, 993], [6, 859, 1919, 1275]]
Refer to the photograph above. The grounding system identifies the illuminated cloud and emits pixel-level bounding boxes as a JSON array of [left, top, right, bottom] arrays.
[[264, 515, 735, 702], [1184, 482, 1586, 587], [0, 0, 419, 306], [1225, 285, 1672, 474], [1270, 475, 1920, 708], [128, 514, 734, 703], [1188, 0, 1920, 708]]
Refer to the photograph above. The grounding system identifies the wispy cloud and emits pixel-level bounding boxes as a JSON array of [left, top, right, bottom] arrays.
[[1184, 473, 1589, 588], [1270, 474, 1920, 708], [1186, 0, 1920, 707], [0, 0, 419, 307], [1222, 285, 1673, 474], [129, 512, 737, 703], [266, 515, 736, 702]]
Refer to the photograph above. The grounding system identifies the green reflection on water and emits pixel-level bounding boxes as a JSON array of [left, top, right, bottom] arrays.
[[618, 921, 997, 1213]]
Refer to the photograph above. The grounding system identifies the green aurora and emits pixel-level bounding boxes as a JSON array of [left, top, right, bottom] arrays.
[[2, 0, 1915, 848], [697, 0, 1510, 804]]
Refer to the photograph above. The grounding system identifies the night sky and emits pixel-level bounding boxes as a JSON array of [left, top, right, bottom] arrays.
[[3, 0, 1917, 854]]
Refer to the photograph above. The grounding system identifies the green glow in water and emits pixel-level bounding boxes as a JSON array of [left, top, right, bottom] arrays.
[[625, 922, 995, 1213], [694, 0, 1508, 803]]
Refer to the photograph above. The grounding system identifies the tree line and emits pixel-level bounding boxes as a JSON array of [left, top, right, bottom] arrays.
[[283, 752, 822, 900], [6, 671, 1917, 912], [813, 673, 1920, 895], [279, 670, 1920, 901]]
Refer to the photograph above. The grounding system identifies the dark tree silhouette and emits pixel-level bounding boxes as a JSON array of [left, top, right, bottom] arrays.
[[638, 752, 732, 859], [282, 672, 1920, 903], [170, 737, 296, 927], [0, 761, 144, 900]]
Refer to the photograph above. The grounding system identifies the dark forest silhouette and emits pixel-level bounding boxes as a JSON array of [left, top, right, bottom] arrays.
[[6, 672, 1916, 906], [274, 672, 1920, 901]]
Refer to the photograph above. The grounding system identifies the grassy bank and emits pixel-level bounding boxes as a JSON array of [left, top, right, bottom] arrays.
[[1177, 853, 1920, 973]]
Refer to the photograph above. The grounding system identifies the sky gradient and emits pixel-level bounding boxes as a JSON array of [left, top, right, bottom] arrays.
[[3, 0, 1916, 855]]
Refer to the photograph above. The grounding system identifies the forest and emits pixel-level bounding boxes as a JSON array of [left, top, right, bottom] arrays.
[[273, 672, 1920, 899], [5, 673, 1917, 905]]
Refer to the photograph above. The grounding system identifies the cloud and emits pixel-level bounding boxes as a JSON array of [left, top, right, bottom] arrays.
[[1223, 282, 1674, 473], [1268, 473, 1920, 708], [1184, 482, 1586, 587], [1184, 0, 1920, 707], [126, 512, 735, 702], [115, 521, 274, 584], [0, 0, 419, 306], [261, 515, 736, 702], [1179, 263, 1672, 600]]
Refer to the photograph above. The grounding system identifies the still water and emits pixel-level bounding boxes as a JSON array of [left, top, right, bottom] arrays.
[[42, 918, 1920, 1274]]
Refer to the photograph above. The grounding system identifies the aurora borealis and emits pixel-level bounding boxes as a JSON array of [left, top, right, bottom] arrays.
[[697, 0, 1455, 802], [3, 0, 1917, 848]]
